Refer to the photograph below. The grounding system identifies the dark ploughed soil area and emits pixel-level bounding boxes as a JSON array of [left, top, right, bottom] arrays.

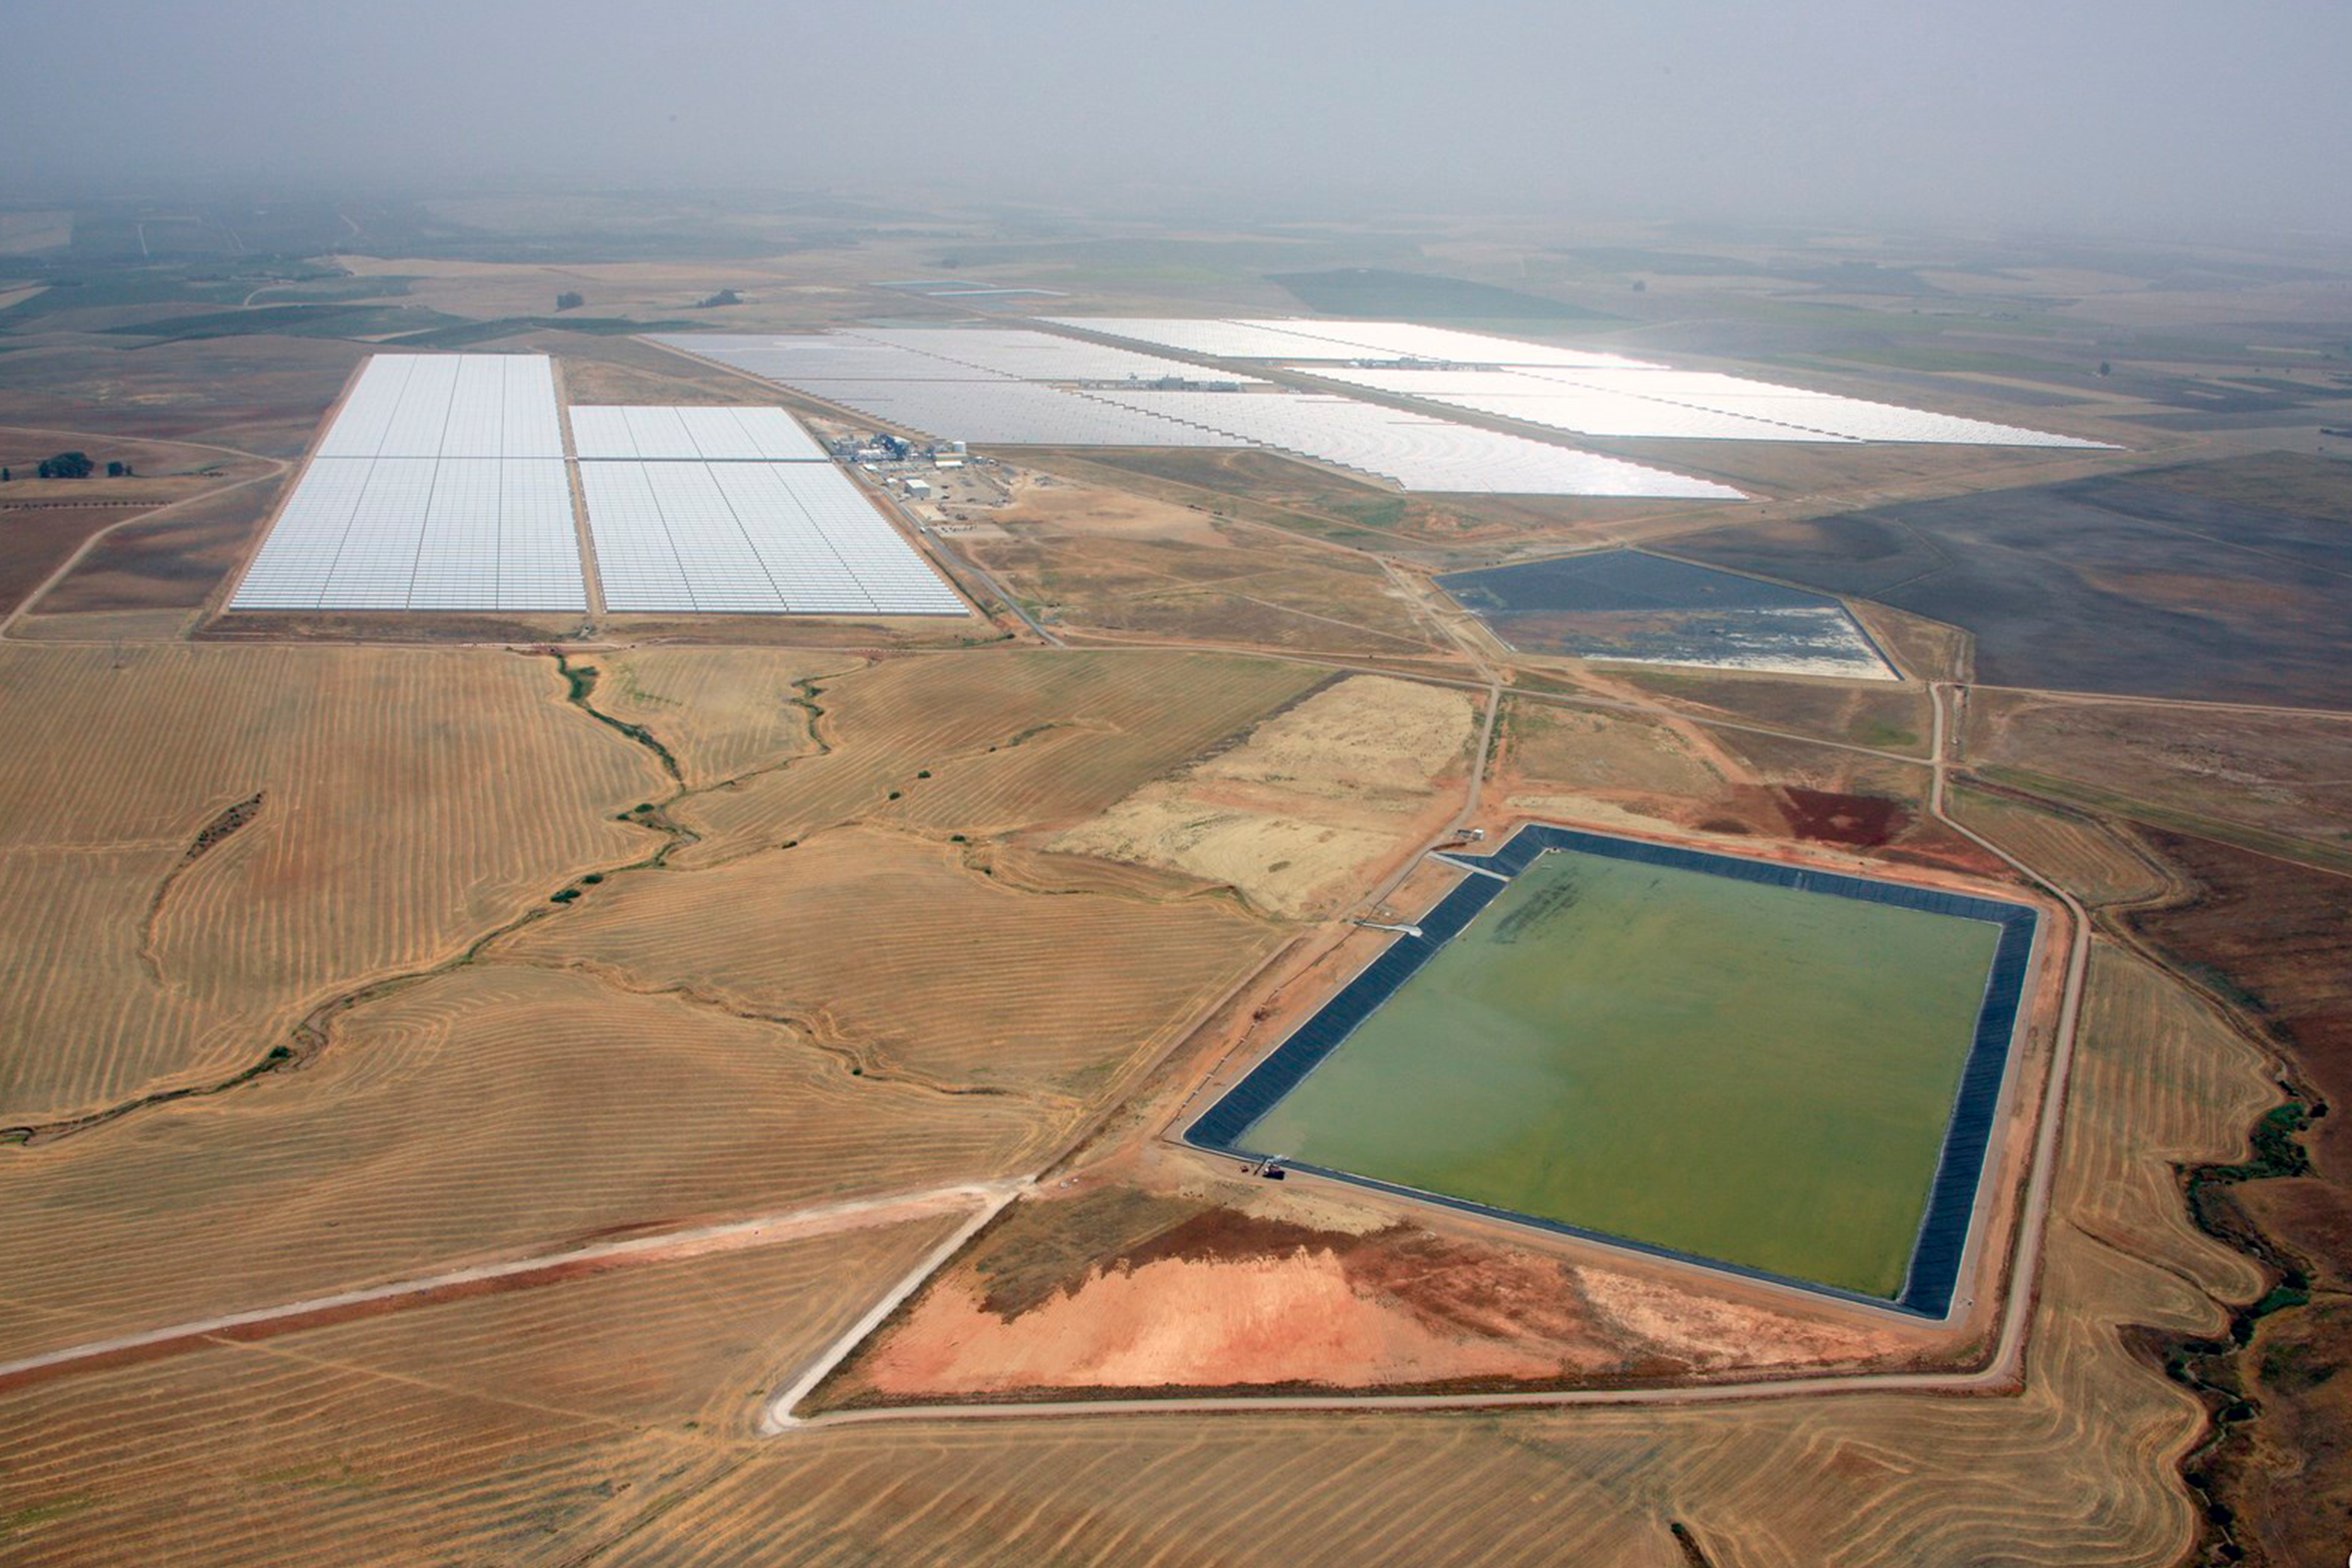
[[1666, 455, 2352, 707], [1776, 786, 1909, 847]]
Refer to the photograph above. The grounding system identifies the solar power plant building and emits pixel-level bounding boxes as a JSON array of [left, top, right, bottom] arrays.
[[232, 354, 587, 610], [580, 459, 965, 615], [1093, 390, 1744, 498]]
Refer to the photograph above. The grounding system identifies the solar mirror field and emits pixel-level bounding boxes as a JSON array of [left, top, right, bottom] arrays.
[[1197, 828, 2035, 1311]]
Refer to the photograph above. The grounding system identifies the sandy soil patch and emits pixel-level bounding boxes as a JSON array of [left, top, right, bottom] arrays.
[[1053, 675, 1476, 917], [860, 1252, 1574, 1395], [828, 1183, 1916, 1406]]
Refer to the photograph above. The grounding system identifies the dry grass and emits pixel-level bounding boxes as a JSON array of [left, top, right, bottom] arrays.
[[0, 1215, 963, 1565], [1947, 785, 2174, 907], [498, 825, 1280, 1101], [961, 486, 1449, 656], [0, 644, 663, 1123], [0, 964, 1045, 1364], [1053, 674, 1477, 917], [585, 646, 848, 790], [1968, 688, 2352, 867], [673, 649, 1323, 865], [1604, 666, 1931, 755]]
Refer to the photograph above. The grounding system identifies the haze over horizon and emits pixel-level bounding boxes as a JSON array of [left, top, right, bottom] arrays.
[[6, 0, 2351, 245]]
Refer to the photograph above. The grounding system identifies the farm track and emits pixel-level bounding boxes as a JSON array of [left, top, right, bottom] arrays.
[[0, 433, 287, 641], [0, 1179, 1011, 1395]]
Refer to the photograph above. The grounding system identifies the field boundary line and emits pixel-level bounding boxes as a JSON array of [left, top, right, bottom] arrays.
[[0, 1180, 1004, 1393]]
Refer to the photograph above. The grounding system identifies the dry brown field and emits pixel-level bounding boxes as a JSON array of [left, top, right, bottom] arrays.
[[1945, 785, 2176, 908], [1968, 689, 2352, 869], [668, 648, 1324, 865], [0, 1214, 962, 1565], [0, 643, 662, 1124], [1053, 674, 1478, 917], [580, 646, 849, 789], [0, 335, 356, 451], [26, 472, 290, 617], [1028, 443, 1676, 553], [963, 492, 1448, 658], [497, 823, 1282, 1103], [0, 963, 1046, 1366], [1491, 691, 1992, 876], [1601, 664, 1932, 755]]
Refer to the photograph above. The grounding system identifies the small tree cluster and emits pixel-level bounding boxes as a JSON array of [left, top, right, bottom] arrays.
[[37, 451, 94, 480], [555, 291, 585, 311]]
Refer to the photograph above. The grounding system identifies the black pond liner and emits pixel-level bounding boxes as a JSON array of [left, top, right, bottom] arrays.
[[1184, 823, 2041, 1320]]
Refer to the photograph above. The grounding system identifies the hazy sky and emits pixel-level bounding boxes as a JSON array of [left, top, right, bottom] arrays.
[[8, 0, 2350, 241]]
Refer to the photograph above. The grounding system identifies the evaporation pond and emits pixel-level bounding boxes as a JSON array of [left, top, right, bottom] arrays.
[[1243, 848, 2002, 1297]]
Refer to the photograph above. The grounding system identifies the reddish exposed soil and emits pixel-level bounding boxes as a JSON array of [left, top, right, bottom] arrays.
[[823, 1188, 1912, 1408], [1774, 786, 1910, 847]]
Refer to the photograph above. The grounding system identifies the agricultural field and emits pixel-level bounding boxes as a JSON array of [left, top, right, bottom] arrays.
[[1054, 674, 1478, 917], [961, 471, 1450, 656], [0, 642, 662, 1124], [1965, 688, 2352, 870]]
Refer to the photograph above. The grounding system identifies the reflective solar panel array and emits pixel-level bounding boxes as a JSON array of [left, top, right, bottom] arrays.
[[233, 354, 586, 610], [1093, 391, 1744, 498], [1045, 317, 1653, 367], [845, 328, 1245, 384], [771, 379, 1235, 447], [645, 332, 1250, 445], [568, 405, 827, 461], [1041, 318, 1401, 361], [1308, 363, 2110, 448], [648, 335, 1008, 382], [1309, 368, 1855, 444], [1224, 319, 1662, 368], [581, 459, 964, 616], [1053, 320, 2112, 448], [313, 353, 565, 459]]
